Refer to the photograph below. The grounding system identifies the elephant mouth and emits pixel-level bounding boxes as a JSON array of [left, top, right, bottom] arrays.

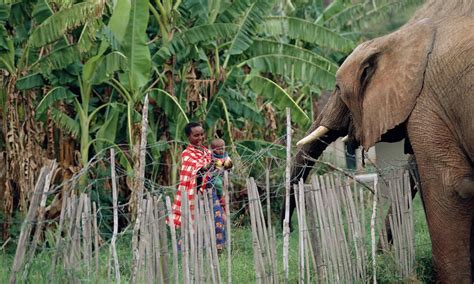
[[380, 122, 408, 143], [297, 121, 409, 157]]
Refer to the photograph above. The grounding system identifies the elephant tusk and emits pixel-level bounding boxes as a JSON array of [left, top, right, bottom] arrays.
[[296, 126, 329, 147], [341, 135, 349, 143]]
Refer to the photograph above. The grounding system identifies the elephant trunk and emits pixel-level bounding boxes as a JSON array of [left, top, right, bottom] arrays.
[[280, 129, 346, 230], [280, 93, 351, 230]]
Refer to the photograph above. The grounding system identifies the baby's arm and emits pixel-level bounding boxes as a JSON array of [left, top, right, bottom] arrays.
[[223, 154, 233, 170]]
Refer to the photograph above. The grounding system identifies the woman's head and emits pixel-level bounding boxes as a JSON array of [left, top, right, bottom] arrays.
[[184, 122, 204, 146]]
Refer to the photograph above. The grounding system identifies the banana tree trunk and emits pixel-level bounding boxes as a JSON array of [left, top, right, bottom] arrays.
[[2, 76, 47, 238]]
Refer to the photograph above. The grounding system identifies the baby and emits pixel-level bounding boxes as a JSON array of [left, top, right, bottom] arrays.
[[206, 138, 232, 199], [210, 138, 232, 170]]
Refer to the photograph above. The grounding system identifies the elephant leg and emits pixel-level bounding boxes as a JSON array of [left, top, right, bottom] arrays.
[[414, 159, 473, 283], [421, 187, 472, 283], [408, 111, 474, 283]]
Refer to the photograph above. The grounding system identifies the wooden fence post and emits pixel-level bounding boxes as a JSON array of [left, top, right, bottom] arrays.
[[9, 166, 48, 284], [370, 176, 378, 284], [165, 196, 179, 284], [92, 201, 99, 276], [283, 107, 291, 282], [247, 179, 264, 282], [50, 183, 70, 280], [130, 94, 149, 284], [202, 190, 217, 283], [157, 198, 169, 283], [110, 148, 121, 283], [23, 161, 58, 280]]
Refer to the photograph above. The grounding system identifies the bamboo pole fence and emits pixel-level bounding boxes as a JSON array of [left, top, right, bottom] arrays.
[[6, 154, 417, 283]]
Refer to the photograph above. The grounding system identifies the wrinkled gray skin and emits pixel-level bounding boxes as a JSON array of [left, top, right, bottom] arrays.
[[283, 3, 474, 282]]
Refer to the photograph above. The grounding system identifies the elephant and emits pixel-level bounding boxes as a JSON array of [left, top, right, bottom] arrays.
[[282, 11, 474, 284]]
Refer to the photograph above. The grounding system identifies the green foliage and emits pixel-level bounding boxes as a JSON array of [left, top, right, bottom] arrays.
[[154, 23, 238, 63], [108, 0, 131, 43], [217, 0, 255, 23], [243, 54, 335, 90], [35, 86, 76, 117], [149, 88, 189, 124], [314, 0, 348, 25], [89, 51, 127, 84], [216, 97, 233, 144], [31, 0, 52, 24], [28, 2, 103, 48], [122, 0, 151, 92], [50, 107, 80, 137], [223, 0, 275, 67], [35, 45, 81, 74], [0, 5, 11, 53], [323, 0, 423, 34], [246, 75, 309, 126], [15, 72, 44, 90], [263, 16, 355, 53], [0, 0, 421, 153], [246, 39, 339, 74], [236, 139, 285, 159], [94, 102, 123, 154], [221, 88, 264, 127], [0, 4, 10, 22], [0, 35, 13, 72]]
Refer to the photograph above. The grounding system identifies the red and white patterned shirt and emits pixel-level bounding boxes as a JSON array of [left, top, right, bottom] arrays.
[[171, 144, 211, 227]]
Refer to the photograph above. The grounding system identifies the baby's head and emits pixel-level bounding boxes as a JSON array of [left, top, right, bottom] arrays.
[[210, 138, 225, 156]]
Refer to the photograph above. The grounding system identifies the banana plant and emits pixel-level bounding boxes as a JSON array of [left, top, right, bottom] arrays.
[[107, 0, 151, 148], [36, 46, 127, 169], [153, 0, 343, 135], [148, 0, 182, 46], [0, 0, 107, 214]]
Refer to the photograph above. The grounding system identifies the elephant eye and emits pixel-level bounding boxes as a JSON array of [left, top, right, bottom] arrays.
[[360, 64, 373, 89], [360, 54, 378, 89]]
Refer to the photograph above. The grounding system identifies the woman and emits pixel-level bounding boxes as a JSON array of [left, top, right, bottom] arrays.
[[171, 122, 210, 227], [171, 122, 226, 249]]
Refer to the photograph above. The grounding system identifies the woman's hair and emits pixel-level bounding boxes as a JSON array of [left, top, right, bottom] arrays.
[[184, 122, 202, 136]]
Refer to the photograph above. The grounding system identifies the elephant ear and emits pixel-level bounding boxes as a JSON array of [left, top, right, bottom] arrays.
[[360, 20, 435, 149]]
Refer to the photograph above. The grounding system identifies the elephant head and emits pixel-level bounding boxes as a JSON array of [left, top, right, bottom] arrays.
[[298, 19, 435, 150], [336, 20, 435, 149]]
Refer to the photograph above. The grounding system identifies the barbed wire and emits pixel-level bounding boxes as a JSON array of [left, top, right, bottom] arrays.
[[2, 135, 422, 217]]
